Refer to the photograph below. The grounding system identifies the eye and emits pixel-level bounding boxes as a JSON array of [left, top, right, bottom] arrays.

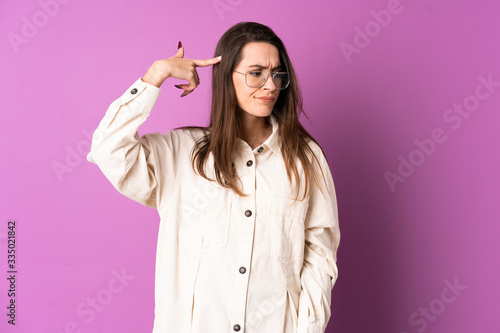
[[248, 71, 263, 77]]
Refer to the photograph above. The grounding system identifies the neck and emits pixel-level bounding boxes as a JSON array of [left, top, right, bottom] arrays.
[[237, 111, 272, 150]]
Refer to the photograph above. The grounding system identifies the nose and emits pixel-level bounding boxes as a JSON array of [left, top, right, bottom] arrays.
[[262, 73, 277, 91]]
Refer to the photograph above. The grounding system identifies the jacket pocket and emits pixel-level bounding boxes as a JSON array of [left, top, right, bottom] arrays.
[[199, 205, 231, 251], [179, 192, 232, 252], [268, 196, 309, 264]]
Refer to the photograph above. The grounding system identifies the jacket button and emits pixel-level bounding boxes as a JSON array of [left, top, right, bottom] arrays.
[[130, 88, 138, 94], [246, 160, 253, 167], [233, 324, 241, 331], [239, 267, 246, 274], [257, 146, 264, 153], [245, 210, 252, 217]]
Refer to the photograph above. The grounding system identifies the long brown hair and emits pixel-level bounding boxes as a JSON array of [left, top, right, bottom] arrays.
[[175, 21, 329, 203]]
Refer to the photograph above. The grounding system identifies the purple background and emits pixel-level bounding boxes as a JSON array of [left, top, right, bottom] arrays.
[[1, 0, 499, 332]]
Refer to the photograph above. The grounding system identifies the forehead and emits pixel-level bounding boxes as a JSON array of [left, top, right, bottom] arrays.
[[238, 42, 281, 68]]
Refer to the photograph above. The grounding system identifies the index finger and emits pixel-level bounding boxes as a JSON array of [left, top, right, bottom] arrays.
[[192, 56, 222, 67]]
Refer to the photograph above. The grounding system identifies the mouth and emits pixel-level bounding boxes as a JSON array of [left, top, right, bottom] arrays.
[[256, 96, 276, 103]]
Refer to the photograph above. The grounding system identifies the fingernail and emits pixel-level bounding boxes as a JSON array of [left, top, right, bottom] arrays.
[[217, 55, 222, 61], [178, 41, 182, 49], [174, 84, 182, 89]]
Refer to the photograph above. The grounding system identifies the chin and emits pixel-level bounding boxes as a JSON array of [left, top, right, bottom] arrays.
[[240, 106, 274, 118], [255, 108, 273, 117], [256, 104, 276, 115]]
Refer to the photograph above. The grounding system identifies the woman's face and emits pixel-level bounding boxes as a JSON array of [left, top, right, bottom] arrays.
[[232, 42, 281, 119]]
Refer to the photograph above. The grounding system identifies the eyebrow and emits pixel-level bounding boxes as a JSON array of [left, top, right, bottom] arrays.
[[247, 64, 283, 71]]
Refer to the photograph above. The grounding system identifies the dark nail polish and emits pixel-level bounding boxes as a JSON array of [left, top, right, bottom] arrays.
[[178, 41, 182, 49]]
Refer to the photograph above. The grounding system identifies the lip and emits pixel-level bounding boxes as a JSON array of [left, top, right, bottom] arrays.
[[256, 96, 276, 103]]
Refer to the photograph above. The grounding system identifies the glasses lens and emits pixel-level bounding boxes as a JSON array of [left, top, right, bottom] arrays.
[[246, 71, 265, 88], [273, 73, 289, 90], [244, 71, 290, 89]]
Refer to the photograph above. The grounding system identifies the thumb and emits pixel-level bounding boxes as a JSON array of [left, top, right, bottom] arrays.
[[173, 41, 184, 58]]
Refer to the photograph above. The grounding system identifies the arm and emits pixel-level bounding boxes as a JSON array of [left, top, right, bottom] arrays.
[[86, 44, 222, 208], [297, 147, 341, 333], [86, 78, 163, 208]]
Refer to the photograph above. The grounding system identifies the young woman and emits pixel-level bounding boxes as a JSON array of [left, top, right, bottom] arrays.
[[87, 22, 340, 333]]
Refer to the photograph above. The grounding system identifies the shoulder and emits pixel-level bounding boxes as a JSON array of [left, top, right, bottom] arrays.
[[302, 136, 335, 183], [304, 136, 327, 163]]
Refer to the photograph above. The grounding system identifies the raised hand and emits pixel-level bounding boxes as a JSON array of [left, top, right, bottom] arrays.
[[142, 41, 222, 97]]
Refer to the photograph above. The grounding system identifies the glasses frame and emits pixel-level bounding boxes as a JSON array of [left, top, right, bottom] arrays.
[[233, 70, 290, 90]]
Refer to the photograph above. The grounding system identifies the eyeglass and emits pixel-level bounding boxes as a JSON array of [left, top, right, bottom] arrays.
[[233, 70, 290, 90]]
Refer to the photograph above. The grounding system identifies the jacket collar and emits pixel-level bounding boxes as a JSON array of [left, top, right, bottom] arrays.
[[263, 113, 281, 156], [233, 112, 281, 156]]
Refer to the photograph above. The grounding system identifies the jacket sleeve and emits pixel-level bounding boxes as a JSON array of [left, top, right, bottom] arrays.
[[86, 77, 166, 209], [297, 144, 341, 333]]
